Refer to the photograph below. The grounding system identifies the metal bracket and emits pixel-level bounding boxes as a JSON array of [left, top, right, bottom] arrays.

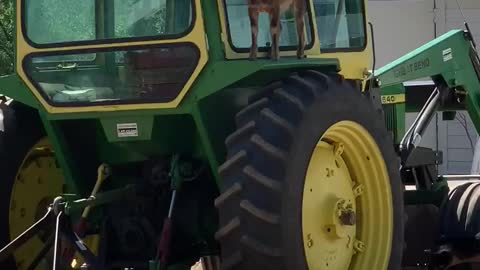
[[0, 198, 105, 270], [0, 182, 138, 270]]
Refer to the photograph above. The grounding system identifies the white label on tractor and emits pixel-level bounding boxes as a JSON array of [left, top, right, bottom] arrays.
[[117, 123, 138, 138], [443, 48, 452, 62]]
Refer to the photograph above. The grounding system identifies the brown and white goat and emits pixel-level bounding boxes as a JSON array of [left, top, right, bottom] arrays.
[[247, 0, 306, 60]]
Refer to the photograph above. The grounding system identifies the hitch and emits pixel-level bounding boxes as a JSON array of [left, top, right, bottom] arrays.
[[0, 197, 104, 270], [0, 184, 137, 270]]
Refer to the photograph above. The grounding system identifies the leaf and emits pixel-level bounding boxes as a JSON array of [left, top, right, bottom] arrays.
[[0, 0, 13, 75]]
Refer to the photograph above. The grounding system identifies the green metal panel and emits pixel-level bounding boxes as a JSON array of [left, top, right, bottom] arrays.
[[191, 58, 339, 100], [380, 83, 406, 144], [382, 103, 405, 144], [0, 74, 40, 108]]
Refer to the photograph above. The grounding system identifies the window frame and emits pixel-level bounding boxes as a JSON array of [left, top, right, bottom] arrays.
[[221, 0, 317, 54], [21, 0, 197, 49], [314, 0, 368, 53]]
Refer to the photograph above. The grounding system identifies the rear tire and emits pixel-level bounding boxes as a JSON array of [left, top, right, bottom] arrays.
[[0, 103, 63, 270], [215, 71, 404, 270]]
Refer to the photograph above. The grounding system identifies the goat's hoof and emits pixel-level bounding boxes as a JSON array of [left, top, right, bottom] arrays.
[[270, 52, 279, 61]]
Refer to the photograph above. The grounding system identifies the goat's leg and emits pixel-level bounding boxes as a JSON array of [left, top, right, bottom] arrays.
[[248, 7, 259, 60], [294, 0, 306, 59], [270, 6, 281, 60]]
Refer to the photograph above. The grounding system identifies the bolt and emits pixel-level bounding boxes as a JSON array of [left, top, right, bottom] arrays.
[[307, 239, 314, 248], [339, 209, 356, 226], [354, 239, 366, 253], [307, 233, 314, 248], [334, 143, 344, 157], [353, 184, 364, 197], [326, 168, 334, 178]]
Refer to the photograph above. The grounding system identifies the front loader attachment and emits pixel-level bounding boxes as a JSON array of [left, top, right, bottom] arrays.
[[373, 28, 480, 269]]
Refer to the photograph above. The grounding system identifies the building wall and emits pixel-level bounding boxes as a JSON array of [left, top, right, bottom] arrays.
[[367, 0, 480, 174]]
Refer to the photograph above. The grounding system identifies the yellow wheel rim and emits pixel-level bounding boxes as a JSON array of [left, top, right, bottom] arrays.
[[302, 121, 393, 270], [9, 137, 64, 270]]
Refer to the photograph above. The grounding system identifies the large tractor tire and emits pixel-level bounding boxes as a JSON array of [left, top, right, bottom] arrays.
[[0, 103, 64, 270], [215, 71, 404, 270]]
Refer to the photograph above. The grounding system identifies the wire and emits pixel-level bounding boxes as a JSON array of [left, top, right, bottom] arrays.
[[53, 211, 63, 270], [455, 0, 477, 48], [455, 112, 475, 152], [455, 0, 467, 23]]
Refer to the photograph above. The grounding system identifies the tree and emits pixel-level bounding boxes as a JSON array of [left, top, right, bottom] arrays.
[[0, 0, 14, 75]]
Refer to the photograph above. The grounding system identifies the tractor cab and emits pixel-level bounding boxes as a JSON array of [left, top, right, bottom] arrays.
[[15, 0, 371, 114]]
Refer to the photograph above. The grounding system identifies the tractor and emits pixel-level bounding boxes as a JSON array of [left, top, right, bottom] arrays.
[[1, 0, 477, 269]]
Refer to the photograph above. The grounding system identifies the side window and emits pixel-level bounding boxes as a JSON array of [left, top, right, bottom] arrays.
[[313, 0, 366, 51]]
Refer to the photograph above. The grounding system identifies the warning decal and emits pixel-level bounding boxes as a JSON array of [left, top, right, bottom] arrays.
[[117, 123, 139, 138]]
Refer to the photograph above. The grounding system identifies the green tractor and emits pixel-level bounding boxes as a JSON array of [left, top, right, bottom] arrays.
[[6, 0, 475, 269]]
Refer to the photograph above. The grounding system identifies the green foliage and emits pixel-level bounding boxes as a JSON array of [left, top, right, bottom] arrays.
[[0, 0, 14, 75]]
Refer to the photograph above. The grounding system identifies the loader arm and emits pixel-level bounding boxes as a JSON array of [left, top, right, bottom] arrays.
[[375, 29, 480, 132], [372, 29, 480, 178]]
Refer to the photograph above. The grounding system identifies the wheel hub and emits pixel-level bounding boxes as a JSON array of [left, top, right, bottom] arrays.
[[338, 201, 356, 226]]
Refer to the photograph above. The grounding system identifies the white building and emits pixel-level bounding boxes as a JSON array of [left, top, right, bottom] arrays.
[[368, 0, 480, 175]]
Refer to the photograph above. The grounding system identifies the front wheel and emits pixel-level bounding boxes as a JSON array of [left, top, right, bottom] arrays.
[[215, 71, 404, 270]]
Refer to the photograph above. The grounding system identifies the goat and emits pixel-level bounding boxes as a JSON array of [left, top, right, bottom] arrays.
[[247, 0, 306, 60]]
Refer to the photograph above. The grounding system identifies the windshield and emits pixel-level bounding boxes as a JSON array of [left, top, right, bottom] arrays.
[[24, 0, 193, 46], [224, 0, 314, 52], [314, 0, 366, 51], [223, 0, 366, 53]]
